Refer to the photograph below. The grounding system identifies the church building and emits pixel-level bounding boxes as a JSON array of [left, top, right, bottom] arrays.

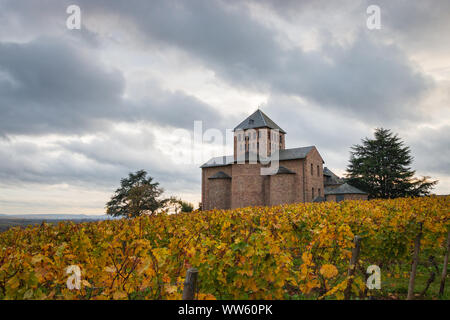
[[201, 110, 367, 210]]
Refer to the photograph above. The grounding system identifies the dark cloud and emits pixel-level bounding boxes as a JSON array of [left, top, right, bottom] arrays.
[[0, 37, 124, 135], [0, 37, 226, 136], [73, 0, 434, 124], [0, 0, 438, 127]]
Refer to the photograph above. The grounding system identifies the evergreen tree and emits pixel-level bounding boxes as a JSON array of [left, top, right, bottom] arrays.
[[106, 170, 168, 218], [346, 128, 437, 199]]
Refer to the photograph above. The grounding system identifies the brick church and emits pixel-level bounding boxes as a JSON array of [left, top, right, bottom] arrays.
[[201, 109, 367, 210]]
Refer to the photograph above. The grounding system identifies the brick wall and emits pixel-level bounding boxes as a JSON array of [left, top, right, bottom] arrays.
[[274, 159, 305, 203], [207, 178, 231, 209], [268, 173, 296, 206], [231, 163, 266, 208], [304, 147, 325, 202], [202, 166, 232, 210]]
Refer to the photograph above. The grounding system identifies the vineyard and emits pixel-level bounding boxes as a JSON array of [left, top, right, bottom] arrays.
[[0, 196, 449, 300]]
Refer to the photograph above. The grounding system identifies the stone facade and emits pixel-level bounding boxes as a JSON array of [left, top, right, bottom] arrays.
[[201, 166, 232, 210], [201, 110, 367, 210]]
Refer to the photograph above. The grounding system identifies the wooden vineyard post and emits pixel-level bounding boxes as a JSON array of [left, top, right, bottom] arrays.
[[182, 268, 199, 300], [407, 223, 423, 300], [439, 229, 450, 297], [344, 235, 362, 300]]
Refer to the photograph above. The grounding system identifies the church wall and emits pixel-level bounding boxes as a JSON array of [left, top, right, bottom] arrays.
[[269, 174, 296, 206], [207, 179, 232, 210], [275, 159, 305, 203], [202, 150, 328, 210], [231, 163, 266, 208], [202, 166, 232, 210], [304, 147, 325, 201]]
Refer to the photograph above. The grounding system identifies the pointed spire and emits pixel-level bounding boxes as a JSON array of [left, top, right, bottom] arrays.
[[233, 109, 286, 133]]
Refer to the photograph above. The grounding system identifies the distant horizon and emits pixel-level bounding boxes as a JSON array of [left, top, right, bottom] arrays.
[[0, 213, 108, 217]]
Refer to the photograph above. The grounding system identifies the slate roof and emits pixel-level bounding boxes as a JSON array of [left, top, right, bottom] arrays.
[[323, 167, 333, 176], [208, 171, 232, 179], [323, 167, 344, 186], [278, 146, 315, 161], [233, 109, 286, 133], [276, 166, 296, 174], [313, 196, 326, 203], [324, 183, 367, 195], [200, 155, 234, 168], [200, 146, 316, 168]]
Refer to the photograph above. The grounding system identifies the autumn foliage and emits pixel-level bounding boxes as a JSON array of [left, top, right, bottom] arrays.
[[0, 196, 448, 300]]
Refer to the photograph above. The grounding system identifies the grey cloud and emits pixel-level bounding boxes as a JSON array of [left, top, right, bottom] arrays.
[[0, 0, 442, 126], [262, 94, 370, 174], [0, 37, 227, 135], [275, 33, 434, 123], [263, 94, 450, 182], [380, 1, 450, 54], [407, 125, 450, 176], [0, 130, 200, 193], [74, 0, 433, 124], [60, 135, 200, 191], [0, 0, 437, 126], [264, 96, 367, 151], [0, 139, 115, 186], [252, 0, 450, 61], [0, 38, 125, 135]]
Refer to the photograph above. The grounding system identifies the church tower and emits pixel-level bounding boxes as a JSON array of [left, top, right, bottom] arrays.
[[233, 109, 286, 161]]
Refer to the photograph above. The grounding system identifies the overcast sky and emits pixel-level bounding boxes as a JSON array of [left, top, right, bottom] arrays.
[[0, 0, 449, 214]]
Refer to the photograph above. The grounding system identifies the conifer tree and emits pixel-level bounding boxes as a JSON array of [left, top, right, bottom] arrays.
[[346, 128, 437, 199]]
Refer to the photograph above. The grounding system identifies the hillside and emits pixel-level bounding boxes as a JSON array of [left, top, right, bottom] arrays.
[[0, 196, 448, 300], [0, 214, 113, 233]]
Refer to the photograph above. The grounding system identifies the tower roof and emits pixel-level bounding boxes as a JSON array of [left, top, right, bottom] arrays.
[[233, 109, 286, 133]]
